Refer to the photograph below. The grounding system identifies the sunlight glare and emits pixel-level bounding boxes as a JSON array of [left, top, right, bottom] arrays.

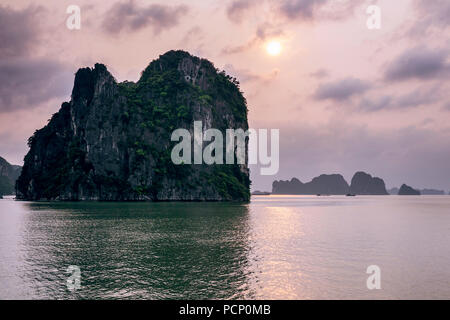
[[266, 41, 282, 56]]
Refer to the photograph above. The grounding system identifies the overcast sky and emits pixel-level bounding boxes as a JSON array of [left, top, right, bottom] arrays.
[[0, 0, 449, 191]]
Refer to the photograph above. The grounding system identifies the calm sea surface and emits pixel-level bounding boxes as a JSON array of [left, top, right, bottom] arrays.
[[0, 195, 449, 299]]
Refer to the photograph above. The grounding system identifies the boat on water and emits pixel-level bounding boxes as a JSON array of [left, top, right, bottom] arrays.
[[252, 191, 271, 195]]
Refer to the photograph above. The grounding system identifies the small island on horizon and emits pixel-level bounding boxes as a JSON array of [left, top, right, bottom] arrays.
[[271, 171, 448, 196]]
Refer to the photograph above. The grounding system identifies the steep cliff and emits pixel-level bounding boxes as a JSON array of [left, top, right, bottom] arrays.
[[272, 174, 349, 195], [349, 171, 388, 195], [17, 51, 250, 201], [0, 156, 22, 196]]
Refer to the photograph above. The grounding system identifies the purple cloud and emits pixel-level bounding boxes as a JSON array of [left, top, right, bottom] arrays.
[[0, 58, 72, 112], [278, 0, 326, 20], [314, 77, 370, 101], [227, 0, 258, 24], [309, 69, 329, 79], [0, 5, 42, 59], [385, 47, 449, 81], [102, 0, 189, 34]]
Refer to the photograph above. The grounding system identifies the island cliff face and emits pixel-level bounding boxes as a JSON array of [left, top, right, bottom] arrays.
[[349, 171, 388, 195], [17, 51, 250, 201]]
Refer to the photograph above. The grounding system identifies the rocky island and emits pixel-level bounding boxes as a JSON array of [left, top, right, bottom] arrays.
[[272, 171, 389, 195], [349, 171, 388, 195], [272, 174, 350, 195], [16, 51, 250, 201], [398, 184, 421, 195]]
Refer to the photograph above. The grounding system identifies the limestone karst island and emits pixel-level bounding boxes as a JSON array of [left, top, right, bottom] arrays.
[[16, 51, 250, 201]]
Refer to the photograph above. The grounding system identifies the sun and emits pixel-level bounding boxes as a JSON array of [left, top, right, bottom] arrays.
[[266, 41, 282, 56]]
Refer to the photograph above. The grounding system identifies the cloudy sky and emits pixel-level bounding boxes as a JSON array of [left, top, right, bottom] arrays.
[[0, 0, 449, 191]]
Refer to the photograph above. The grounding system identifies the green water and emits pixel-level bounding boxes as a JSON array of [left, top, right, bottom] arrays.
[[1, 195, 450, 299]]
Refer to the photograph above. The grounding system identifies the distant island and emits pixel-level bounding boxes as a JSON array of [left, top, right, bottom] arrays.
[[272, 171, 388, 195], [349, 172, 389, 195], [273, 174, 350, 195], [273, 172, 450, 196], [398, 184, 421, 195], [388, 187, 445, 195], [0, 157, 22, 198], [16, 51, 250, 201]]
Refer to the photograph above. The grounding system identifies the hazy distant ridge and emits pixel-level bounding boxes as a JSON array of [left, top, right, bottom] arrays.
[[272, 171, 388, 195], [388, 187, 445, 195]]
